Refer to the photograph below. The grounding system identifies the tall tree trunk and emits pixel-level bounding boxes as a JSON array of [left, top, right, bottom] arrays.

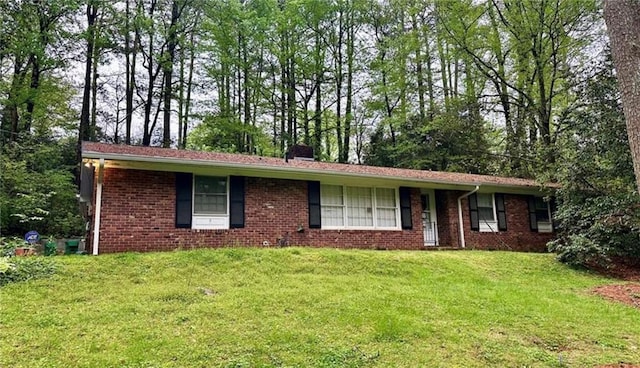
[[342, 7, 354, 163], [80, 2, 97, 145], [182, 29, 196, 149], [124, 0, 138, 145], [90, 35, 99, 141], [604, 0, 640, 191], [142, 0, 159, 146], [436, 27, 450, 111], [4, 61, 27, 142], [335, 7, 344, 161], [242, 34, 251, 152], [177, 41, 185, 148], [413, 14, 425, 120], [287, 44, 296, 147], [162, 1, 179, 148], [422, 25, 435, 121], [314, 32, 323, 159], [24, 57, 40, 134]]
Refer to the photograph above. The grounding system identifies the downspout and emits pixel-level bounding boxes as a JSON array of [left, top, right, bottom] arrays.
[[457, 185, 480, 248], [92, 158, 105, 255]]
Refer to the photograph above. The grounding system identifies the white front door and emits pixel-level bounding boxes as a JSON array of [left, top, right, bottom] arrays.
[[421, 192, 438, 246]]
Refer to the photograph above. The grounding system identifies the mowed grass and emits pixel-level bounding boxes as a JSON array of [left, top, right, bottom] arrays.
[[1, 248, 639, 368]]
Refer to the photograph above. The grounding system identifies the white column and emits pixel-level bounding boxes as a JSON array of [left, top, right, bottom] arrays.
[[92, 158, 105, 255]]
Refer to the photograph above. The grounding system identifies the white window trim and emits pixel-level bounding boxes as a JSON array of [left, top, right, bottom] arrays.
[[321, 185, 401, 230], [478, 193, 498, 233], [192, 175, 230, 230]]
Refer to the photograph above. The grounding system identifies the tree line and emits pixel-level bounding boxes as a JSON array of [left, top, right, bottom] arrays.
[[1, 0, 600, 173]]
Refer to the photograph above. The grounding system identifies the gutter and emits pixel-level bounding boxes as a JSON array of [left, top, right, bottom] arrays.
[[457, 185, 480, 248], [92, 158, 105, 255], [82, 151, 550, 191]]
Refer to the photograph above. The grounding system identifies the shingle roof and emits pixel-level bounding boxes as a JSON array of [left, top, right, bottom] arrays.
[[82, 142, 556, 190]]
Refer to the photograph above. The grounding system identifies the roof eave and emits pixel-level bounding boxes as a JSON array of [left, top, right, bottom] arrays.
[[82, 150, 554, 194]]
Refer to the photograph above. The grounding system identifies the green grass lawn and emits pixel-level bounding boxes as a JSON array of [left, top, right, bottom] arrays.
[[1, 248, 638, 368]]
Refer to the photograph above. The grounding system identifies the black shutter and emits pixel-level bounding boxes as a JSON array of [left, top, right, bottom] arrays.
[[495, 193, 507, 231], [399, 187, 413, 230], [229, 176, 245, 228], [469, 193, 479, 231], [528, 196, 538, 231], [79, 164, 95, 203], [308, 181, 321, 229], [175, 173, 193, 228]]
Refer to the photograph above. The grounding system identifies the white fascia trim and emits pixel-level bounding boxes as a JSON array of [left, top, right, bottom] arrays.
[[82, 151, 548, 191]]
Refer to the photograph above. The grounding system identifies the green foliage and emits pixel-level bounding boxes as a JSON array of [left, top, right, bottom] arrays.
[[0, 136, 83, 237], [364, 99, 496, 174], [0, 237, 27, 257], [187, 113, 273, 155], [549, 54, 640, 266], [0, 256, 57, 286]]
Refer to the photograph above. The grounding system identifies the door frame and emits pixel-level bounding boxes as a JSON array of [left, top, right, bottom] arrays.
[[421, 189, 439, 246]]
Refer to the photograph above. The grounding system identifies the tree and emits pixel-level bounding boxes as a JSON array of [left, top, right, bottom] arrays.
[[603, 0, 640, 193], [0, 0, 79, 143], [549, 54, 640, 265], [1, 136, 84, 237]]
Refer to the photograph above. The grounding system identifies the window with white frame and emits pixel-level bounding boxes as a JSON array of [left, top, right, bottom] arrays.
[[375, 188, 398, 227], [534, 197, 550, 222], [346, 186, 374, 227], [534, 197, 552, 232], [320, 184, 399, 229], [477, 193, 497, 232], [193, 176, 228, 215], [321, 184, 345, 227]]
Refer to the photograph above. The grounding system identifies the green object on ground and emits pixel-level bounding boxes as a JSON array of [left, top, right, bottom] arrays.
[[64, 240, 79, 255], [44, 241, 57, 256]]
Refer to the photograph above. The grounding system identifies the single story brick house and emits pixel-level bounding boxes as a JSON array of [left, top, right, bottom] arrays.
[[80, 142, 556, 254]]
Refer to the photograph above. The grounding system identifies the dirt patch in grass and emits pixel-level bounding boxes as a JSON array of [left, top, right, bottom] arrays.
[[593, 283, 640, 309], [590, 257, 640, 310], [591, 259, 640, 368], [589, 256, 640, 307]]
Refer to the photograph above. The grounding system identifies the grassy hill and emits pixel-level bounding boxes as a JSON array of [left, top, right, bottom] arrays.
[[1, 248, 638, 367]]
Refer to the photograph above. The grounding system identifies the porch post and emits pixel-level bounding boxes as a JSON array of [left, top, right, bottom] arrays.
[[92, 158, 105, 255]]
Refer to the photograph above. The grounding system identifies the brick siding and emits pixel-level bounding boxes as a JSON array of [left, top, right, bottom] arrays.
[[434, 190, 553, 251], [88, 168, 553, 253]]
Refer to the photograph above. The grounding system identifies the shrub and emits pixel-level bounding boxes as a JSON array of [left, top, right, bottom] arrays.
[[0, 236, 27, 257], [0, 257, 57, 286]]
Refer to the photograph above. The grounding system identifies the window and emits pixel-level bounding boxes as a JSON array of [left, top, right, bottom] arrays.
[[534, 197, 552, 233], [320, 185, 399, 229], [534, 197, 550, 223], [346, 186, 373, 227], [376, 188, 398, 227], [191, 175, 229, 230], [194, 176, 228, 214], [321, 185, 345, 227], [477, 193, 497, 232]]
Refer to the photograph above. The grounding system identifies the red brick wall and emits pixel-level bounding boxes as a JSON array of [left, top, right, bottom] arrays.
[[434, 190, 554, 252], [90, 169, 424, 253], [89, 168, 553, 253]]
